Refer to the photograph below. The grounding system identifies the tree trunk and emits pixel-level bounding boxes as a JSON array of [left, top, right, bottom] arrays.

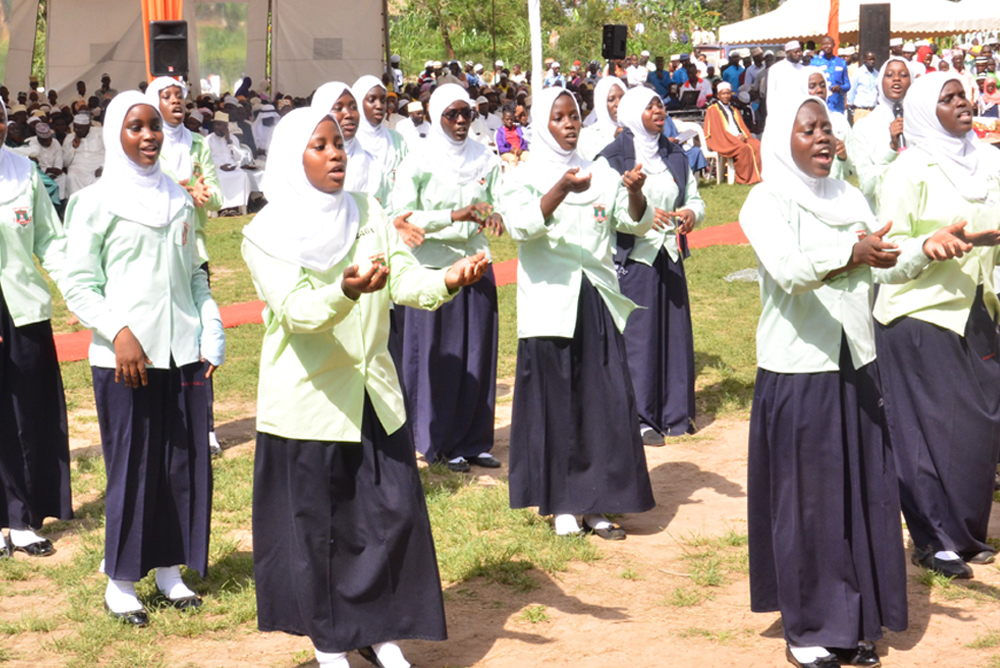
[[742, 0, 751, 20]]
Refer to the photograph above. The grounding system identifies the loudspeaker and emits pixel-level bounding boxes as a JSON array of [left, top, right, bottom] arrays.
[[859, 4, 891, 71], [602, 25, 627, 61], [149, 20, 188, 77]]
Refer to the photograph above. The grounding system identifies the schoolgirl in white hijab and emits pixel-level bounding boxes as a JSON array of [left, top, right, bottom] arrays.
[[848, 55, 912, 211], [351, 75, 409, 175], [242, 107, 488, 668], [873, 71, 1000, 584], [0, 97, 73, 561], [387, 83, 503, 471], [742, 93, 912, 668], [578, 76, 626, 159], [502, 87, 655, 541], [311, 82, 385, 199], [62, 91, 225, 625], [801, 67, 855, 181]]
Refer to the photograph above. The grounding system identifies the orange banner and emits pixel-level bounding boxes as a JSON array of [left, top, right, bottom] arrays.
[[141, 0, 184, 81], [828, 0, 840, 52]]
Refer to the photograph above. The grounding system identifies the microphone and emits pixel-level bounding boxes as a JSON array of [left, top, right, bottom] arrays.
[[893, 102, 906, 151]]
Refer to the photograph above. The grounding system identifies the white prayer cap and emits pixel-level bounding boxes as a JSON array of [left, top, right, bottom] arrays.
[[398, 99, 408, 111], [840, 46, 856, 56], [916, 39, 930, 47], [495, 60, 504, 67], [552, 61, 560, 68], [784, 40, 801, 51], [189, 110, 204, 123], [224, 95, 239, 106], [73, 113, 90, 125], [465, 60, 474, 67], [27, 116, 40, 125], [475, 96, 489, 105], [889, 38, 903, 47], [390, 54, 401, 64], [902, 42, 916, 52], [717, 81, 733, 92], [640, 50, 650, 57], [739, 48, 751, 58], [474, 63, 484, 72], [433, 61, 442, 68], [407, 101, 423, 112], [425, 60, 433, 68], [670, 54, 681, 61]]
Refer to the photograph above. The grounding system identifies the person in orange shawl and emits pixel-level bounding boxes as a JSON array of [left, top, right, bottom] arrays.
[[703, 82, 762, 184]]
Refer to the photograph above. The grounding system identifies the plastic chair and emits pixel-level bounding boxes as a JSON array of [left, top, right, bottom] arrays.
[[675, 119, 734, 185]]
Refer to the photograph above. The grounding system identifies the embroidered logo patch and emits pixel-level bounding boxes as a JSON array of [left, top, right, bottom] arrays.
[[13, 208, 30, 226], [478, 177, 487, 185], [181, 222, 190, 246], [369, 253, 387, 269], [593, 204, 608, 224]]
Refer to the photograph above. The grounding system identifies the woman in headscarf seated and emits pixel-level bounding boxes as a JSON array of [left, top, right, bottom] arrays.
[[978, 77, 1000, 118], [703, 81, 762, 184]]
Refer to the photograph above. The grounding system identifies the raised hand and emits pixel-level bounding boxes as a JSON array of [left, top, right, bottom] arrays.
[[445, 251, 490, 290], [852, 222, 899, 269], [558, 167, 592, 194], [393, 211, 425, 248], [622, 163, 646, 194], [923, 221, 974, 261], [341, 263, 390, 300]]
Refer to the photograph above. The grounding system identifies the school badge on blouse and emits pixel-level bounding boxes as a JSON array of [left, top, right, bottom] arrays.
[[182, 222, 190, 246], [13, 208, 30, 226], [593, 204, 608, 224]]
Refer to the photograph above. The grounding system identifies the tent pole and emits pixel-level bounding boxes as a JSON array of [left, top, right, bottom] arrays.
[[383, 0, 392, 87], [528, 0, 542, 94]]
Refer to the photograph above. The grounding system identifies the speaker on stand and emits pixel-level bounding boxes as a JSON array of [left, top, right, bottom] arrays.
[[859, 4, 891, 71], [149, 20, 189, 77], [602, 25, 627, 61]]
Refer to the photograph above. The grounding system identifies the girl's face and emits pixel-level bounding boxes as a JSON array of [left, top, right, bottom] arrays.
[[936, 79, 973, 137], [549, 93, 581, 151], [330, 91, 359, 140], [302, 118, 347, 193], [440, 101, 472, 141], [607, 85, 625, 123], [361, 86, 386, 126], [883, 61, 911, 101], [158, 85, 185, 126], [121, 104, 163, 167], [808, 73, 828, 100], [641, 96, 666, 135], [790, 101, 834, 178]]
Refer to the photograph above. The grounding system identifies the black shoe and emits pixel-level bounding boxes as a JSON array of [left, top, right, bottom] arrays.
[[445, 458, 471, 473], [911, 548, 973, 579], [165, 594, 203, 610], [357, 646, 385, 668], [104, 603, 149, 627], [994, 471, 999, 491], [641, 430, 665, 446], [581, 518, 626, 541], [966, 550, 996, 565], [468, 454, 502, 469], [209, 443, 223, 458], [13, 539, 54, 557], [785, 646, 839, 668], [0, 534, 9, 559], [832, 641, 881, 667]]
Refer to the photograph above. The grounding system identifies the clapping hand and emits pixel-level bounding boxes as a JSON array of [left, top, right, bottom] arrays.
[[445, 252, 490, 290]]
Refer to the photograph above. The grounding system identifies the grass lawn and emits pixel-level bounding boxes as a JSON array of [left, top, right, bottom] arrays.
[[8, 181, 761, 666]]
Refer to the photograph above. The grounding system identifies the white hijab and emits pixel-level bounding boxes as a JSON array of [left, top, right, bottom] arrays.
[[251, 104, 280, 152], [0, 99, 35, 205], [762, 95, 875, 227], [100, 91, 188, 227], [351, 75, 395, 170], [311, 82, 380, 195], [424, 83, 496, 185], [904, 71, 991, 203], [522, 88, 599, 204], [243, 108, 360, 272], [145, 76, 193, 181], [584, 76, 626, 129], [870, 56, 911, 124], [617, 87, 666, 174]]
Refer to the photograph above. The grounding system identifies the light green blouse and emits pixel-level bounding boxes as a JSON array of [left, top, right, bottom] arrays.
[[874, 146, 1000, 335], [0, 168, 67, 327], [501, 160, 654, 339], [62, 186, 219, 370], [388, 154, 502, 268], [243, 194, 456, 443], [578, 124, 617, 161], [159, 133, 222, 265], [847, 109, 898, 212]]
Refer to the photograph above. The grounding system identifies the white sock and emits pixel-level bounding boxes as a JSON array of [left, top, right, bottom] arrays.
[[640, 426, 655, 435], [584, 514, 612, 530], [554, 514, 581, 536], [374, 642, 411, 668], [8, 528, 45, 547], [155, 565, 197, 600], [448, 456, 466, 464], [935, 550, 962, 561], [209, 431, 220, 448], [314, 649, 350, 667], [788, 646, 830, 663], [105, 578, 143, 614]]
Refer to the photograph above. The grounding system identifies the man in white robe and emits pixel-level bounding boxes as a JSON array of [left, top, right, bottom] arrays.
[[206, 112, 251, 211], [62, 114, 104, 196], [26, 123, 66, 201]]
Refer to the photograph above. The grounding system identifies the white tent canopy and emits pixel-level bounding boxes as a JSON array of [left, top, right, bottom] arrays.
[[5, 0, 388, 100], [719, 0, 964, 44], [951, 0, 1000, 33]]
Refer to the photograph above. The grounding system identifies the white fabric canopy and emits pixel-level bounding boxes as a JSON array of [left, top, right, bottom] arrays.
[[951, 0, 1000, 32], [5, 0, 41, 90], [719, 0, 964, 44]]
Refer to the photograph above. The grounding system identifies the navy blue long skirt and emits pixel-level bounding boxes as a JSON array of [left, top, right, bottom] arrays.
[[253, 395, 447, 654], [748, 340, 908, 648], [93, 362, 212, 581], [0, 289, 72, 530], [508, 275, 656, 517], [396, 266, 498, 462], [618, 247, 696, 436], [875, 289, 1000, 558]]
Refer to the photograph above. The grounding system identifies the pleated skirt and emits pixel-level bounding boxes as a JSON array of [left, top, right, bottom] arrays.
[[253, 394, 447, 653], [618, 248, 697, 437], [93, 362, 212, 581], [0, 289, 72, 530], [875, 290, 1000, 558], [748, 341, 908, 647], [508, 275, 656, 517], [396, 266, 498, 462]]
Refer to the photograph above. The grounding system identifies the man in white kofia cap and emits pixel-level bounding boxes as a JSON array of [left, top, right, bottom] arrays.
[[62, 113, 105, 196]]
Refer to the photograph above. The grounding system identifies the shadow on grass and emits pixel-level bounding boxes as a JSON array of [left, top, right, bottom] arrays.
[[694, 351, 755, 428]]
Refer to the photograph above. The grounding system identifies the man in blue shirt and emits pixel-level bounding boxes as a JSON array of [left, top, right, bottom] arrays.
[[810, 35, 851, 113], [721, 51, 745, 90], [847, 50, 879, 122], [544, 62, 566, 88], [648, 56, 672, 99], [673, 55, 690, 85]]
